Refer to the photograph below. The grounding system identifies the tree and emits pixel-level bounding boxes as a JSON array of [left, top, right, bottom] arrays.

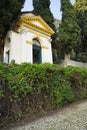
[[74, 0, 87, 53], [59, 0, 81, 60], [33, 0, 55, 31], [33, 0, 50, 8], [74, 0, 87, 12], [0, 0, 25, 44], [33, 0, 59, 62], [0, 0, 25, 61]]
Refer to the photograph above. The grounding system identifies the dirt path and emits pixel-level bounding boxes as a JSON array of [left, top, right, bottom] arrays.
[[7, 100, 87, 130]]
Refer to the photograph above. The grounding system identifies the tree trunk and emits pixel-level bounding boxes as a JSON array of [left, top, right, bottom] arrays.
[[64, 53, 70, 61]]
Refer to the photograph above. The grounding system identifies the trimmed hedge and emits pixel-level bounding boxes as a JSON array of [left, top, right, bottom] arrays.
[[0, 63, 87, 127]]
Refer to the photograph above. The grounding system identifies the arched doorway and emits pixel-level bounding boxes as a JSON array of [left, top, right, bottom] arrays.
[[33, 39, 42, 64]]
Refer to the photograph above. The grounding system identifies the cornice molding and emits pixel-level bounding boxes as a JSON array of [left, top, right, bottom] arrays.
[[17, 15, 55, 37], [21, 24, 51, 39], [26, 40, 49, 50]]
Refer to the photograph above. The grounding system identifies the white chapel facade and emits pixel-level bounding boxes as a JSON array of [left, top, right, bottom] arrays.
[[4, 13, 54, 64]]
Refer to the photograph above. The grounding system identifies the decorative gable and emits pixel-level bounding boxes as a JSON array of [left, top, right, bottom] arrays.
[[16, 14, 55, 36], [30, 21, 44, 29]]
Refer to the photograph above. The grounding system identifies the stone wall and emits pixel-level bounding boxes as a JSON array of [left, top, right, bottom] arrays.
[[60, 60, 87, 68]]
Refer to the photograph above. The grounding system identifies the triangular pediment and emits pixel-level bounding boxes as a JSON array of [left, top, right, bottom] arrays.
[[17, 15, 55, 36], [29, 21, 45, 29]]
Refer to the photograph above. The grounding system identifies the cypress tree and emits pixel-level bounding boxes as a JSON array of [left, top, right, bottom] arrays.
[[33, 0, 55, 31], [0, 0, 25, 43], [59, 0, 81, 60], [0, 0, 25, 61], [33, 0, 59, 62], [74, 0, 87, 53]]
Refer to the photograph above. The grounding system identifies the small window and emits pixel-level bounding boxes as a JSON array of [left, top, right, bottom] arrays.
[[6, 50, 10, 63]]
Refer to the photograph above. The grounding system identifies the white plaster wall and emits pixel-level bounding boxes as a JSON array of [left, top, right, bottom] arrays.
[[21, 32, 27, 63], [4, 31, 33, 64], [26, 32, 36, 63], [17, 26, 34, 63], [18, 25, 53, 64], [40, 37, 53, 64], [4, 29, 53, 64], [47, 39, 53, 64], [25, 43, 32, 63], [4, 31, 22, 64], [11, 30, 33, 64], [10, 31, 22, 64]]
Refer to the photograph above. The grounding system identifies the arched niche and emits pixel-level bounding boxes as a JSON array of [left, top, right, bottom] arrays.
[[33, 39, 42, 64]]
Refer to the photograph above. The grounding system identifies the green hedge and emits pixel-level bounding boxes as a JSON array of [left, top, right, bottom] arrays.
[[0, 63, 87, 104], [0, 63, 87, 127]]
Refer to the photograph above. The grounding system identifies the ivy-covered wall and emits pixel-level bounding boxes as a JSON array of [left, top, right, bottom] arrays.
[[0, 63, 87, 128]]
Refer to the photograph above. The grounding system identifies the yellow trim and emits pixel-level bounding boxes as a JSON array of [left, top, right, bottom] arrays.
[[41, 46, 48, 50], [26, 40, 32, 44], [18, 22, 51, 39], [17, 23, 49, 39], [17, 16, 55, 36], [27, 28, 48, 38], [23, 21, 51, 36], [34, 36, 40, 40], [21, 16, 54, 35], [17, 23, 50, 39], [27, 26, 50, 39], [26, 41, 48, 49]]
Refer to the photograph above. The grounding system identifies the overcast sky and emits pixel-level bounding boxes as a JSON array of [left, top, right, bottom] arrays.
[[22, 0, 75, 19]]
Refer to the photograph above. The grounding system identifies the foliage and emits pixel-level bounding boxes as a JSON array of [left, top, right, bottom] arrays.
[[49, 74, 74, 106], [0, 63, 87, 127], [59, 0, 81, 55], [0, 0, 25, 43], [74, 0, 87, 12], [0, 63, 87, 103], [76, 52, 87, 62], [74, 0, 87, 53], [5, 63, 33, 101], [33, 0, 58, 62], [70, 49, 76, 60], [33, 0, 55, 30]]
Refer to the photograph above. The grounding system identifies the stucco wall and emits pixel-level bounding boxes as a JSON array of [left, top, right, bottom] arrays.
[[10, 32, 22, 64], [41, 38, 53, 64], [4, 30, 53, 64], [18, 26, 53, 64]]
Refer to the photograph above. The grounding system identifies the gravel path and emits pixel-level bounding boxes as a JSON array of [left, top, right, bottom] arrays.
[[9, 100, 87, 130]]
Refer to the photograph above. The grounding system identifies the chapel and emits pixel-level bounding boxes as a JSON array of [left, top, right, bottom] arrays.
[[4, 12, 54, 64]]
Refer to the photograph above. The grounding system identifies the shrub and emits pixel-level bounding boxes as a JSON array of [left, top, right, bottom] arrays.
[[0, 63, 87, 127], [0, 63, 87, 103], [76, 52, 87, 62]]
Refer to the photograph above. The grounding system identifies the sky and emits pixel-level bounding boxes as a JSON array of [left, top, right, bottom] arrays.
[[22, 0, 75, 20]]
